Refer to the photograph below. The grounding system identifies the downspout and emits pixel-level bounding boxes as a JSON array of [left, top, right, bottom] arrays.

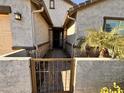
[[67, 15, 75, 21], [67, 15, 76, 57], [31, 7, 44, 57]]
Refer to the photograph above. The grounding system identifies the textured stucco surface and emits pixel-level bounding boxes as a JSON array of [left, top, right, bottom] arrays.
[[0, 57, 32, 93], [0, 49, 27, 57], [44, 0, 72, 27], [65, 44, 73, 57], [0, 0, 33, 47], [67, 23, 76, 44], [31, 4, 49, 45], [38, 43, 50, 57], [6, 49, 28, 57], [31, 4, 50, 57], [76, 0, 124, 38], [74, 58, 124, 93], [66, 23, 76, 56]]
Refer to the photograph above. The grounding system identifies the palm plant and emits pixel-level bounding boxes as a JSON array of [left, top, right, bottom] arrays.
[[78, 29, 124, 59]]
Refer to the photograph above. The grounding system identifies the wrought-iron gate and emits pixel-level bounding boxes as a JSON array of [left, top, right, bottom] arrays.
[[30, 58, 75, 93]]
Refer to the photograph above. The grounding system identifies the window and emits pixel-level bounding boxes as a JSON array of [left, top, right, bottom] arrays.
[[103, 17, 124, 35], [49, 0, 55, 9]]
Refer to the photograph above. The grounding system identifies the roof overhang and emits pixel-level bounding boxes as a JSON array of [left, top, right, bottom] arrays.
[[63, 0, 106, 29], [68, 0, 106, 16], [31, 0, 53, 27], [63, 12, 77, 29]]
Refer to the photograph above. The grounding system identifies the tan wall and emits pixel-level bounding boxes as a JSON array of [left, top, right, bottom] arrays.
[[76, 0, 124, 38], [65, 23, 76, 56], [33, 11, 49, 45], [67, 23, 76, 44], [44, 0, 72, 27], [0, 0, 33, 47], [0, 14, 13, 55], [38, 43, 50, 57], [31, 4, 50, 57]]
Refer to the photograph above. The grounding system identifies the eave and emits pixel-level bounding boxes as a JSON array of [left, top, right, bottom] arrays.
[[63, 12, 77, 29], [68, 0, 106, 16], [31, 0, 53, 27]]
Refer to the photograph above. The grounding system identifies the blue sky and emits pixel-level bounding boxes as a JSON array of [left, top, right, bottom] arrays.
[[73, 0, 86, 4]]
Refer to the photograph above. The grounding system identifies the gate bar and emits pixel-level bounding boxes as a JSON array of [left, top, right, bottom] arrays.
[[31, 58, 74, 62]]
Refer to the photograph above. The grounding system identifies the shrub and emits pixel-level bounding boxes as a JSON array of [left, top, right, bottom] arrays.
[[78, 29, 124, 59]]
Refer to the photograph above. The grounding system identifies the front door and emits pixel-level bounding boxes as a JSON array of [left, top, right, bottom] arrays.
[[53, 28, 63, 49]]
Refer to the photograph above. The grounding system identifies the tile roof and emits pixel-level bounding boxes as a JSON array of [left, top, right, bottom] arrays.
[[68, 0, 105, 16], [31, 0, 53, 26], [64, 0, 106, 28]]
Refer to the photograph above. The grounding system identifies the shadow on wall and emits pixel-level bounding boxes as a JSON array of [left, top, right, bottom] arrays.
[[1, 49, 28, 57]]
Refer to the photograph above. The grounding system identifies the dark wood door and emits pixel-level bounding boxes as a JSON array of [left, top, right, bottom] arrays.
[[53, 31, 60, 48], [52, 27, 64, 49]]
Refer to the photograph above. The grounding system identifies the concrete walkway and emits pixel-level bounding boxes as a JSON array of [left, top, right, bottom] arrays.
[[37, 49, 71, 93], [44, 49, 69, 58]]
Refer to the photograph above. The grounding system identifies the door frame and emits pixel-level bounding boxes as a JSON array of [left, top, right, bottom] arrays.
[[52, 27, 64, 49]]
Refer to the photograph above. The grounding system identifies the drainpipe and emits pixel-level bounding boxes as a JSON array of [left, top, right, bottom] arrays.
[[67, 15, 76, 57], [31, 7, 44, 57], [67, 15, 76, 21], [32, 7, 44, 13]]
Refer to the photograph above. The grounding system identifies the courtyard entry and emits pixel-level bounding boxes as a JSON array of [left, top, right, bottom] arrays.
[[52, 27, 64, 49], [0, 14, 13, 55], [31, 58, 74, 93]]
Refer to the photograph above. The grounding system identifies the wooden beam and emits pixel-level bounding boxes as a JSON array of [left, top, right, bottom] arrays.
[[30, 61, 37, 93], [31, 58, 73, 62], [70, 59, 76, 93]]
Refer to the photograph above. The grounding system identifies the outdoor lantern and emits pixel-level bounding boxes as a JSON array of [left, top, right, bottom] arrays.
[[50, 0, 55, 9], [14, 12, 22, 20]]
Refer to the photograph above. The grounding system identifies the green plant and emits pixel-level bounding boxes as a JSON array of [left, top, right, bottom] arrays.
[[78, 29, 124, 59]]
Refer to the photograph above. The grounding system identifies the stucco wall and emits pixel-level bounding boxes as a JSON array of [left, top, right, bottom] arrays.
[[0, 0, 33, 47], [32, 5, 49, 45], [74, 58, 124, 93], [37, 43, 50, 57], [76, 0, 124, 38], [67, 23, 76, 44], [65, 43, 73, 57], [44, 0, 72, 27], [1, 49, 28, 57], [0, 57, 32, 93], [66, 23, 76, 57], [31, 5, 50, 57]]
